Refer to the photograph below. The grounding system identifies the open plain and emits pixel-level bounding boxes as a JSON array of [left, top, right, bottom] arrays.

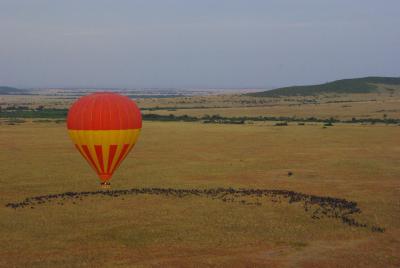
[[1, 94, 400, 267], [2, 1, 400, 266]]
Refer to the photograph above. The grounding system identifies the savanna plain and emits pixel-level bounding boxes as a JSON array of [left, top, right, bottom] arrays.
[[1, 91, 400, 267]]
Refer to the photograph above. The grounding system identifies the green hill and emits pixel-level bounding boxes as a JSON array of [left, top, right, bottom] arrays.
[[0, 86, 26, 95], [247, 76, 400, 97]]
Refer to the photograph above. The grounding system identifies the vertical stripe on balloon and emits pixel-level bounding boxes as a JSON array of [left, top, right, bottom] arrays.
[[68, 127, 140, 182], [107, 144, 118, 173], [82, 145, 101, 174], [75, 144, 98, 173], [111, 144, 130, 174], [95, 145, 105, 173]]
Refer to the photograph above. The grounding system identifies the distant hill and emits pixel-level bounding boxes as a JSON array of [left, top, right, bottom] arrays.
[[247, 77, 400, 97], [0, 86, 26, 95]]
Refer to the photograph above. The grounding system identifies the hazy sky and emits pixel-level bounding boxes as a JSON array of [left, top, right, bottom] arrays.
[[0, 0, 399, 88]]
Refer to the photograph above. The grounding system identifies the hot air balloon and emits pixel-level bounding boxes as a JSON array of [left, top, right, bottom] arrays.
[[67, 92, 142, 186]]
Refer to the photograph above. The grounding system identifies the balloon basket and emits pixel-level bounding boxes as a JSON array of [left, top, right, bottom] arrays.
[[100, 182, 111, 189]]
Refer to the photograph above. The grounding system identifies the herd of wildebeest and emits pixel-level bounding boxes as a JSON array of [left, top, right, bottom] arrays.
[[5, 187, 384, 233]]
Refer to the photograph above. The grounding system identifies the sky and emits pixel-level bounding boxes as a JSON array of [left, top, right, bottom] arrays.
[[0, 0, 399, 89]]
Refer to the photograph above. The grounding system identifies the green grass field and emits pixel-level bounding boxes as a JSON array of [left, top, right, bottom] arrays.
[[1, 121, 399, 267]]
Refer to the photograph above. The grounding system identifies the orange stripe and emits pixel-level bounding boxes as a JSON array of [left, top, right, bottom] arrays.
[[75, 144, 97, 172], [95, 145, 105, 173], [107, 145, 118, 173], [111, 144, 130, 174], [82, 145, 100, 174], [75, 144, 85, 158]]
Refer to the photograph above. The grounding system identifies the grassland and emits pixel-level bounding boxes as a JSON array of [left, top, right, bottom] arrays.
[[3, 90, 400, 122], [1, 120, 400, 267], [138, 92, 400, 121]]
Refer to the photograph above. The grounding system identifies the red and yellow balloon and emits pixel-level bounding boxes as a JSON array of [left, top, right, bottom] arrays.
[[67, 93, 142, 185]]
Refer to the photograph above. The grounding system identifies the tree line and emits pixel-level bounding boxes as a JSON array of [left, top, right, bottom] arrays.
[[1, 107, 399, 125]]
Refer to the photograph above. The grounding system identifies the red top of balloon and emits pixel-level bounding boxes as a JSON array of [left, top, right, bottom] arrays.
[[67, 92, 142, 130]]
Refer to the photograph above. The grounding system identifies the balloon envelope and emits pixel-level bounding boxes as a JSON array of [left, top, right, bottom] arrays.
[[67, 93, 142, 182]]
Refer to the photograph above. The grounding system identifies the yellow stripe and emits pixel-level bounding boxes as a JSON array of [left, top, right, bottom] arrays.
[[77, 144, 99, 173], [68, 129, 141, 174], [68, 129, 140, 145]]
